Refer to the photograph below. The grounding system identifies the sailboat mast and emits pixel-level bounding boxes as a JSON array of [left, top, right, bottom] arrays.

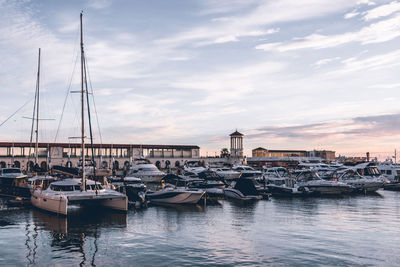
[[35, 48, 41, 165], [80, 12, 86, 190]]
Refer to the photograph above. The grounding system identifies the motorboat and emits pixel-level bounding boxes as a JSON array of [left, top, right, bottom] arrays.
[[183, 160, 207, 174], [211, 168, 241, 180], [335, 169, 383, 193], [146, 186, 205, 204], [0, 168, 30, 197], [31, 178, 128, 215], [111, 176, 147, 205], [266, 177, 313, 197], [232, 165, 262, 179], [128, 160, 165, 183], [377, 161, 400, 182], [353, 162, 386, 181], [224, 178, 263, 201], [294, 170, 353, 195]]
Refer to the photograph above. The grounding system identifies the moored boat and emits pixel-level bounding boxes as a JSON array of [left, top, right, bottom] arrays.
[[224, 178, 263, 201], [146, 187, 205, 204], [31, 178, 128, 215], [0, 168, 30, 197]]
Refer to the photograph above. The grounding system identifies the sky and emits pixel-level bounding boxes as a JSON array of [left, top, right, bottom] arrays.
[[0, 0, 400, 159]]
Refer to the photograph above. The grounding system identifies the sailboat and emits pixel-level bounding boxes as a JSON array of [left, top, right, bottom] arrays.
[[31, 13, 128, 215], [25, 48, 57, 193]]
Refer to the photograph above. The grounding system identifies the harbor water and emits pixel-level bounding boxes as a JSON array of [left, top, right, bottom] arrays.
[[1, 190, 400, 266]]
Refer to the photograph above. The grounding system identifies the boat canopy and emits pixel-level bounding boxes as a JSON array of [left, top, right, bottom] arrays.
[[233, 179, 259, 196]]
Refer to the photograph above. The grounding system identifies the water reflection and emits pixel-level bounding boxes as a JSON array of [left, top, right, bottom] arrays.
[[26, 209, 127, 266]]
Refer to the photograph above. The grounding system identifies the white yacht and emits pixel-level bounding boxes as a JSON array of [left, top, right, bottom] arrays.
[[232, 165, 262, 178], [377, 161, 400, 182], [31, 178, 128, 215], [183, 161, 207, 174], [336, 169, 383, 193], [294, 170, 353, 195], [127, 162, 165, 183], [212, 168, 240, 180], [146, 186, 205, 204]]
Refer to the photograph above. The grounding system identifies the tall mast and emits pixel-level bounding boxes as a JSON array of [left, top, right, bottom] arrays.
[[80, 12, 86, 190], [35, 48, 41, 165]]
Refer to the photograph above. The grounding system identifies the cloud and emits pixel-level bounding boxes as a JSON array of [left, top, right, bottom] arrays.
[[344, 11, 360, 19], [256, 13, 400, 52], [363, 1, 400, 21], [327, 49, 400, 75], [313, 57, 341, 67], [87, 0, 112, 9], [247, 113, 400, 142], [158, 0, 357, 47]]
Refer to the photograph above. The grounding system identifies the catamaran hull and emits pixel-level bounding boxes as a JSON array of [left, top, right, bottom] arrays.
[[31, 193, 68, 215], [31, 191, 128, 215]]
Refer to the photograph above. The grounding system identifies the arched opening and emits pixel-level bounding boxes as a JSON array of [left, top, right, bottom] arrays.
[[155, 161, 161, 169], [124, 161, 130, 170], [14, 161, 21, 168], [102, 161, 108, 168], [165, 160, 171, 169], [40, 161, 47, 170], [0, 161, 6, 168], [175, 161, 180, 167], [113, 160, 119, 170], [66, 161, 72, 168]]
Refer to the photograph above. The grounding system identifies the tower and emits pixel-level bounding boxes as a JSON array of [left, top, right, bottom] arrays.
[[230, 130, 244, 159]]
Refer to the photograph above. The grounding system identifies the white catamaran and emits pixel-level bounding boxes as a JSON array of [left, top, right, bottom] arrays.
[[31, 13, 128, 215]]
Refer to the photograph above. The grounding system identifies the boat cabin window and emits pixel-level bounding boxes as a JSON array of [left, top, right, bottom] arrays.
[[86, 184, 103, 190], [50, 185, 75, 191], [2, 169, 22, 174]]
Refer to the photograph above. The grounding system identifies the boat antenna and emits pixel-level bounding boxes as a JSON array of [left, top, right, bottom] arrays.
[[80, 12, 86, 191]]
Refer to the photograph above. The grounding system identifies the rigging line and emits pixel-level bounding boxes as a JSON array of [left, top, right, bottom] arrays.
[[54, 26, 81, 143], [84, 56, 103, 146], [0, 96, 34, 127], [53, 50, 80, 143]]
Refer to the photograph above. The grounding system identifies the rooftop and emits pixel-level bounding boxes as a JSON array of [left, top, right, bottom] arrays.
[[230, 130, 244, 136]]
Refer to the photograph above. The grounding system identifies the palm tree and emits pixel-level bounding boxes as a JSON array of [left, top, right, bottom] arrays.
[[220, 148, 230, 158]]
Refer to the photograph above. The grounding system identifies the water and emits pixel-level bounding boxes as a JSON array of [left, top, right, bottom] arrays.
[[1, 191, 400, 266]]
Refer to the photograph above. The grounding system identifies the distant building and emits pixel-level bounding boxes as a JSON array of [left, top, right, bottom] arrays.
[[252, 148, 335, 161], [251, 148, 307, 157], [0, 141, 200, 170], [307, 150, 336, 161]]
